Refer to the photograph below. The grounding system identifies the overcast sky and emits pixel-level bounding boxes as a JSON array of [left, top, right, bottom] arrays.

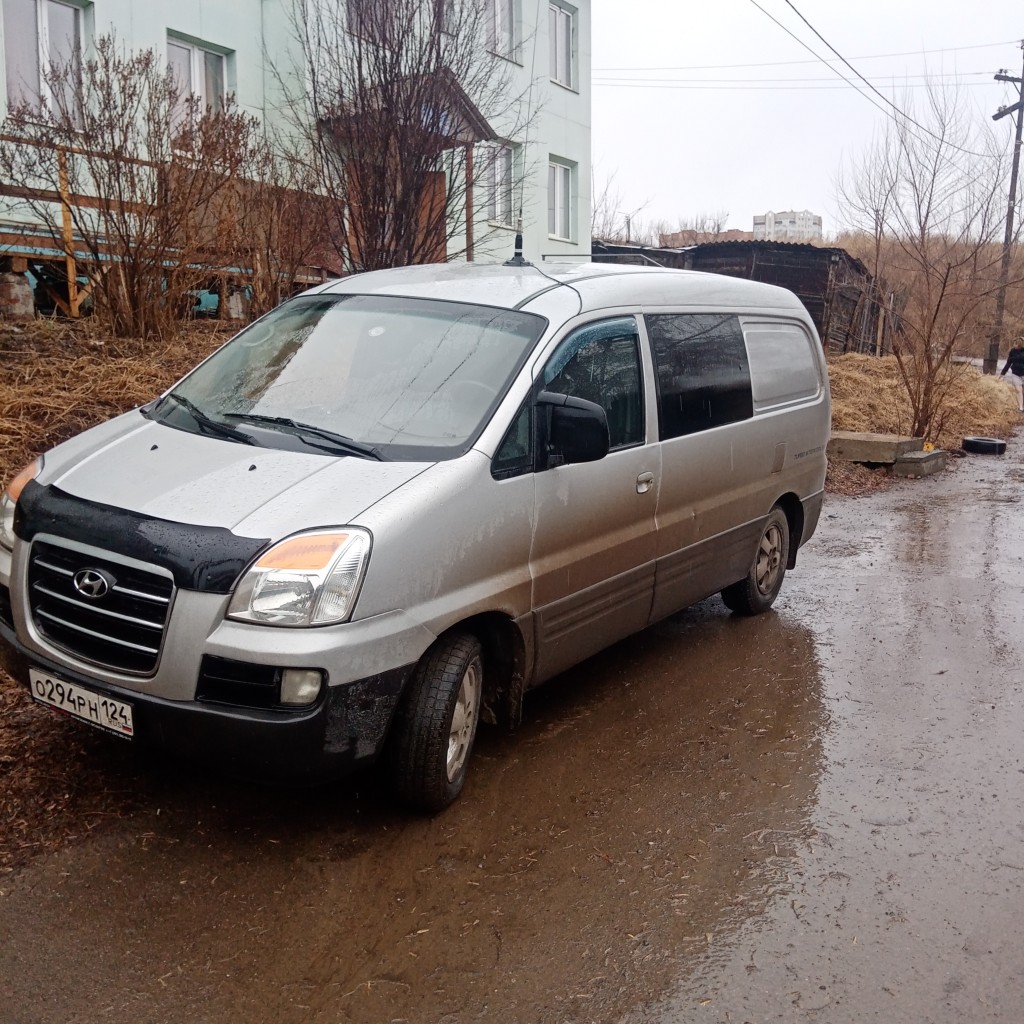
[[590, 0, 1024, 238]]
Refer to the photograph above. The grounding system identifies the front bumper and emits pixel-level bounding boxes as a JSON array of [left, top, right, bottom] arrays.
[[0, 617, 414, 782]]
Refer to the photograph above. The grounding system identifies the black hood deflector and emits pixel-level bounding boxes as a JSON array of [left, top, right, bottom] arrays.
[[15, 482, 270, 594]]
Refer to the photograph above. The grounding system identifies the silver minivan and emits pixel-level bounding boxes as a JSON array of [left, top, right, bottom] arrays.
[[0, 263, 830, 809]]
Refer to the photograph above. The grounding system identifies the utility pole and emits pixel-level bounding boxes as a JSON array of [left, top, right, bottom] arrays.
[[984, 42, 1024, 374]]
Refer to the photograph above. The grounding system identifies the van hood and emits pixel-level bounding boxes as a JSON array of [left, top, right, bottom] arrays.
[[43, 414, 431, 539]]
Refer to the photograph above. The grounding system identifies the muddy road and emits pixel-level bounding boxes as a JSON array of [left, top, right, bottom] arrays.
[[2, 438, 1023, 1024]]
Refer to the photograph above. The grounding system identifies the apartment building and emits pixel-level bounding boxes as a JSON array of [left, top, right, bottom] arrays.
[[475, 0, 591, 262], [0, 0, 591, 305], [753, 210, 823, 243]]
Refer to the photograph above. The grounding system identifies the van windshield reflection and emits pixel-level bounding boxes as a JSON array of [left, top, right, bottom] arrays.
[[160, 294, 546, 461]]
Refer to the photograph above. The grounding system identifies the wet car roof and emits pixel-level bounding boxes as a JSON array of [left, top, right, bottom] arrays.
[[308, 262, 805, 316]]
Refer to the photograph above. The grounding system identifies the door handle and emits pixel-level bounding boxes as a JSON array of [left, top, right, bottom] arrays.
[[636, 472, 655, 494]]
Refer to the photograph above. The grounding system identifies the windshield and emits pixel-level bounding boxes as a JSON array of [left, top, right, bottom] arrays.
[[158, 294, 546, 461]]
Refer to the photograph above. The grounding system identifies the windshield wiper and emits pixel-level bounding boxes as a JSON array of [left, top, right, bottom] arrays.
[[158, 393, 258, 445], [223, 413, 385, 461]]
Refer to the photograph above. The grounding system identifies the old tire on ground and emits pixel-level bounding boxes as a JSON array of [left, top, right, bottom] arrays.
[[962, 436, 1006, 455], [720, 506, 790, 616], [389, 632, 483, 812]]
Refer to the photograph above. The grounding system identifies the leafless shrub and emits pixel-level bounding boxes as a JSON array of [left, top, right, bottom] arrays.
[[0, 34, 266, 339], [223, 142, 340, 320]]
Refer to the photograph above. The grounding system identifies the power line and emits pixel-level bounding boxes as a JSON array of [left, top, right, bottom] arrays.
[[746, 0, 999, 160], [592, 40, 1019, 73], [593, 80, 998, 92], [745, 0, 914, 120], [776, 0, 997, 159], [598, 71, 995, 86], [594, 71, 993, 86]]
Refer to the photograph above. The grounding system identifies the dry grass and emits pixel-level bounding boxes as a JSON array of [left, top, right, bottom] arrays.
[[0, 319, 230, 876], [826, 353, 1020, 495], [828, 353, 1020, 450], [0, 319, 229, 480]]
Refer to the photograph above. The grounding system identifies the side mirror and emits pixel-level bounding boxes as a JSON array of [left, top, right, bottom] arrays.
[[536, 391, 610, 467]]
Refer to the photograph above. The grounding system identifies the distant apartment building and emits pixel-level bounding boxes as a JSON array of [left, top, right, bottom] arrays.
[[753, 210, 823, 243], [0, 0, 591, 305]]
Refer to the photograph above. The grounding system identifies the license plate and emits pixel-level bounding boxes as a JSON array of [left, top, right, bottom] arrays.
[[29, 668, 134, 739]]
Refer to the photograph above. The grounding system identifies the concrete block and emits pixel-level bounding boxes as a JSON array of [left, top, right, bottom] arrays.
[[828, 430, 924, 464], [893, 449, 948, 478]]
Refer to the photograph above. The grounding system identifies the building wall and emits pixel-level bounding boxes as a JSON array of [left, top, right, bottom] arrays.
[[0, 0, 285, 242], [0, 0, 275, 121], [471, 0, 591, 264], [0, 0, 591, 268]]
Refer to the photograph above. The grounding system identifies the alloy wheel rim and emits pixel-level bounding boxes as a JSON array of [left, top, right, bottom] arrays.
[[755, 523, 783, 594], [447, 657, 481, 782]]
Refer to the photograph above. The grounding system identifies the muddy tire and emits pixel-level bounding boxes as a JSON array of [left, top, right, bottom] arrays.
[[721, 506, 790, 616], [962, 436, 1006, 455], [389, 632, 483, 812]]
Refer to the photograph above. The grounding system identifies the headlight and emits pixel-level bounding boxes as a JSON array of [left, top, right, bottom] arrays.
[[0, 457, 42, 552], [227, 528, 371, 627]]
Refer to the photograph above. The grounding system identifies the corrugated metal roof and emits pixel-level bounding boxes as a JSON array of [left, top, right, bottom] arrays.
[[682, 240, 870, 277]]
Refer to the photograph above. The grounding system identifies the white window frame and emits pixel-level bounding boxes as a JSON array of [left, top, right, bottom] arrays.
[[548, 158, 573, 241], [490, 0, 517, 59], [346, 0, 394, 45], [3, 0, 85, 113], [548, 2, 575, 89], [487, 142, 519, 228], [167, 33, 227, 117]]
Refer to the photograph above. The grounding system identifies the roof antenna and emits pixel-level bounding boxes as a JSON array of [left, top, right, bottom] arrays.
[[504, 217, 532, 267]]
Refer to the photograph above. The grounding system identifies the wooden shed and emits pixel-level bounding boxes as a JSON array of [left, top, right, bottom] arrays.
[[592, 239, 894, 354]]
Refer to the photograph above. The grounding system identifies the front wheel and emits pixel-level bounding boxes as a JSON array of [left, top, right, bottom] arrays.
[[721, 507, 790, 616], [389, 632, 484, 812]]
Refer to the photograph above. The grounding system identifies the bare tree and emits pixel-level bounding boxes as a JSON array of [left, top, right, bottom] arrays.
[[0, 35, 265, 339], [659, 211, 731, 247], [276, 0, 533, 273], [591, 171, 649, 243], [836, 81, 1022, 440], [591, 174, 730, 248]]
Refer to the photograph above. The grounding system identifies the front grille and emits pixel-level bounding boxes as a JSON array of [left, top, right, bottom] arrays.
[[28, 540, 174, 675]]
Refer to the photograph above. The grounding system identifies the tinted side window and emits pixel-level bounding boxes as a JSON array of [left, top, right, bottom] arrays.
[[646, 314, 753, 439], [542, 317, 644, 450]]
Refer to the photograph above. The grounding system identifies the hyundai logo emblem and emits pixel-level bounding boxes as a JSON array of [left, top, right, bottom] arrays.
[[73, 568, 116, 600]]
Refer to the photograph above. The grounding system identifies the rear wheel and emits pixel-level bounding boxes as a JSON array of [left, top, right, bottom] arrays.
[[389, 632, 483, 812], [721, 506, 790, 616]]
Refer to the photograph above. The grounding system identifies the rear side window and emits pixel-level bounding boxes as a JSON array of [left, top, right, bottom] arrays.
[[646, 314, 753, 440], [743, 321, 822, 410]]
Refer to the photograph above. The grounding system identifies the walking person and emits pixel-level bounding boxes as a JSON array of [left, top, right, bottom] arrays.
[[1001, 339, 1024, 413]]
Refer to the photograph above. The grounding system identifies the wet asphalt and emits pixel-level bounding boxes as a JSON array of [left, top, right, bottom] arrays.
[[1, 435, 1022, 1024]]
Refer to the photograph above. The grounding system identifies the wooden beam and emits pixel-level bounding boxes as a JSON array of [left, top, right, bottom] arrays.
[[57, 150, 80, 317]]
